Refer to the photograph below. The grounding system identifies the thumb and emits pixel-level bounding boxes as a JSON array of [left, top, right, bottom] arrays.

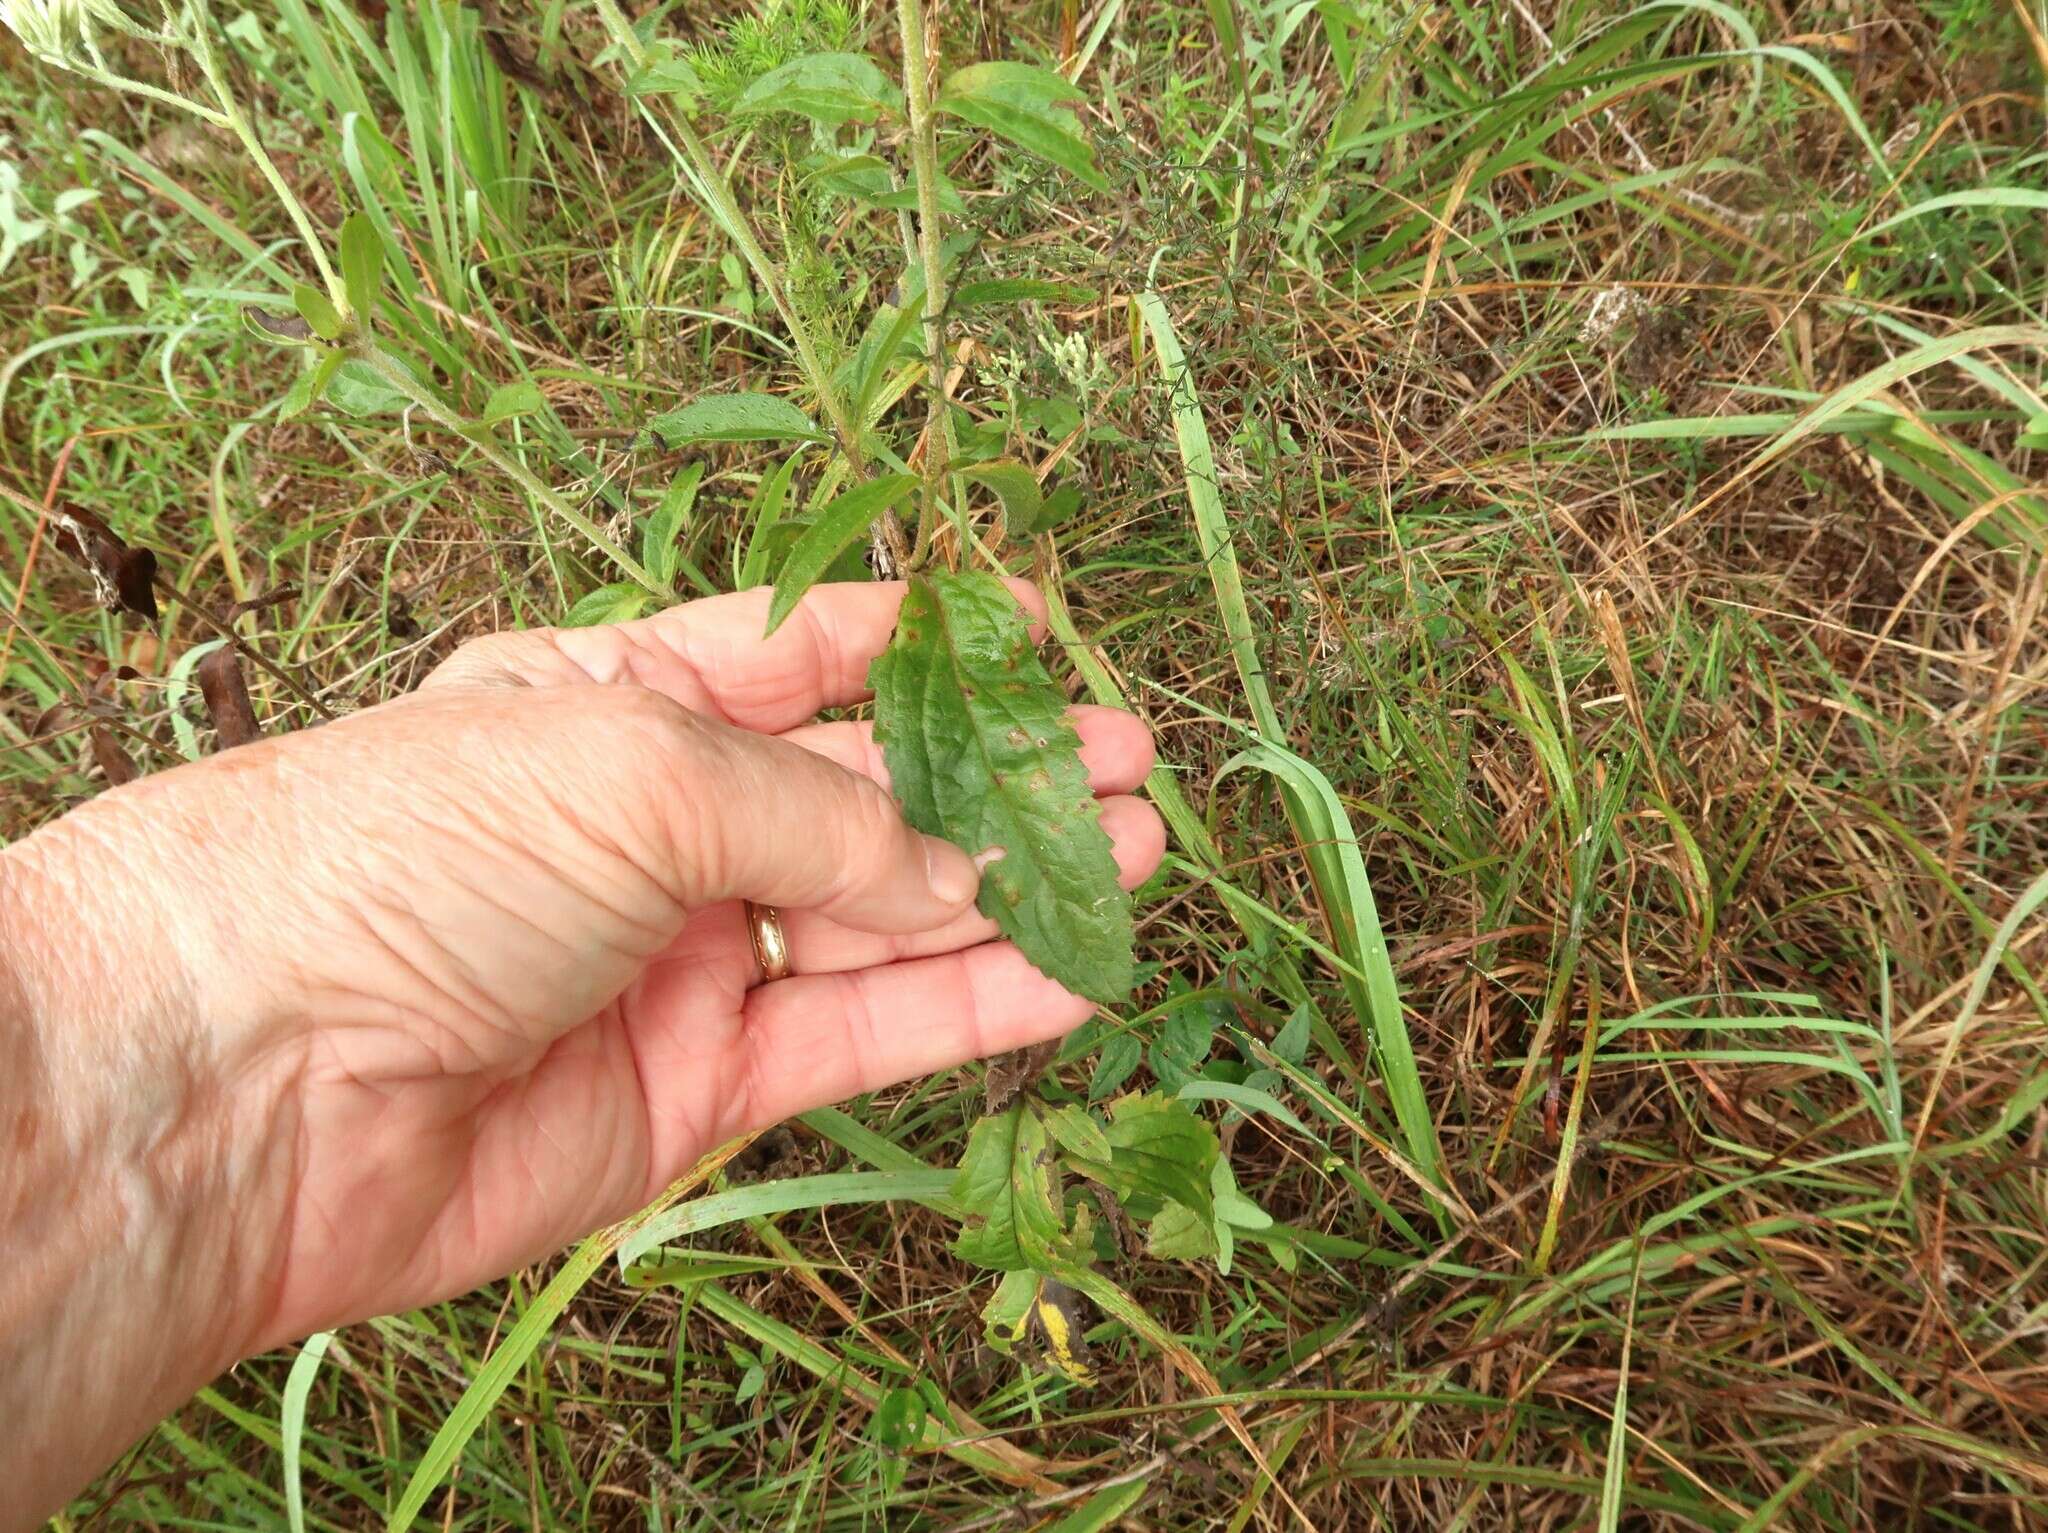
[[673, 710, 981, 935]]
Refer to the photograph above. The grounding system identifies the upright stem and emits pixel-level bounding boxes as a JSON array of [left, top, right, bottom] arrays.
[[188, 0, 343, 303], [589, 0, 867, 479], [669, 118, 868, 472], [896, 0, 955, 551]]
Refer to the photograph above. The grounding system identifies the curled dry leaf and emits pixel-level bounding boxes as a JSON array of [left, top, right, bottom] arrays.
[[247, 308, 317, 344], [29, 700, 71, 741], [89, 726, 139, 786], [410, 444, 456, 480], [984, 1037, 1062, 1116], [51, 506, 159, 621], [724, 1124, 801, 1186], [196, 646, 263, 749]]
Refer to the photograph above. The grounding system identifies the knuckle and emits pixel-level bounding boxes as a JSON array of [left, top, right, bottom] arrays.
[[836, 777, 907, 870], [606, 680, 700, 743]]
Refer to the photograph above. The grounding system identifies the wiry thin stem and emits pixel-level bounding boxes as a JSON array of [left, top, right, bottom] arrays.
[[187, 0, 343, 302]]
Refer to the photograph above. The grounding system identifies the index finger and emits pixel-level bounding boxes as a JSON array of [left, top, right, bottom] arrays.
[[427, 578, 1050, 733]]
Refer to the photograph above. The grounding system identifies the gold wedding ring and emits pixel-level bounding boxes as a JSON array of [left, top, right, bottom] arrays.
[[745, 900, 791, 985]]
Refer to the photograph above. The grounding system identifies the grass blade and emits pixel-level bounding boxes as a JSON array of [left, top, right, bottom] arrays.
[[281, 1332, 334, 1533], [1136, 291, 1442, 1193]]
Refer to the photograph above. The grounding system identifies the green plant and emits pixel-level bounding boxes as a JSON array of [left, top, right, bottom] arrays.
[[5, 0, 1211, 1416], [584, 1, 1145, 1019], [580, 0, 1271, 1383]]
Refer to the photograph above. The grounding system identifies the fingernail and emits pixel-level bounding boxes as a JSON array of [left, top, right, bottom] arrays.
[[926, 837, 980, 905]]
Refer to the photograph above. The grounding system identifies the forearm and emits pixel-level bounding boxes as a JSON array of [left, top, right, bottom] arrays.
[[0, 807, 284, 1529]]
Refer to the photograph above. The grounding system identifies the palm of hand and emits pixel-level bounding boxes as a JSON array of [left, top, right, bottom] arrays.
[[199, 584, 1161, 1350]]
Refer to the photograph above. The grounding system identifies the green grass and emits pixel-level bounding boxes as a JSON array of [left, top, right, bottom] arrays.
[[7, 0, 2048, 1526]]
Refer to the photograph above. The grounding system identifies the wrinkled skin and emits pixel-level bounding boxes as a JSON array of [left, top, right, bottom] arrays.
[[0, 582, 1163, 1528]]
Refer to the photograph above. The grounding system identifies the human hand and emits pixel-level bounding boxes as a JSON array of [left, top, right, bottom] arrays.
[[0, 580, 1162, 1525]]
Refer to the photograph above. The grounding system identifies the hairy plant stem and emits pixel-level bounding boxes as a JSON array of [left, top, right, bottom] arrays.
[[896, 0, 957, 566], [74, 58, 230, 127], [356, 346, 662, 596]]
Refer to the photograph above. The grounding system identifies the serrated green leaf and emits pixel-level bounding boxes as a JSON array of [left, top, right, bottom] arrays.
[[338, 210, 382, 322], [980, 1268, 1037, 1350], [735, 52, 901, 127], [869, 572, 1133, 1003], [1150, 995, 1218, 1093], [651, 392, 825, 447], [277, 349, 345, 422], [961, 459, 1042, 529], [482, 379, 545, 424], [563, 582, 650, 628], [292, 283, 343, 341], [323, 356, 411, 416], [1039, 1101, 1111, 1162], [626, 40, 703, 99], [804, 149, 890, 192], [937, 61, 1107, 191], [950, 1105, 1070, 1272], [1099, 1093, 1217, 1218], [766, 474, 917, 635], [1144, 1200, 1218, 1261]]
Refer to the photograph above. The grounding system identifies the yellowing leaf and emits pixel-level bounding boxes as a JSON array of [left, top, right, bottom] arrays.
[[870, 572, 1133, 1003], [1029, 1278, 1098, 1385]]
